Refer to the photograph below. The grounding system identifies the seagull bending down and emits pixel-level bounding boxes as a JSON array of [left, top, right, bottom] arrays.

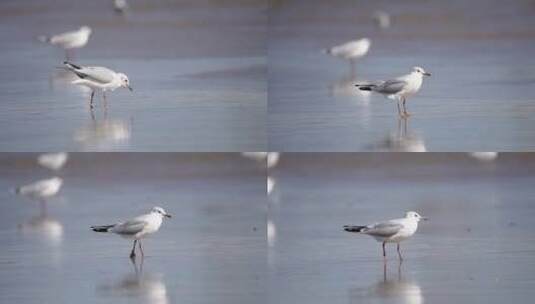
[[355, 67, 431, 117], [38, 26, 92, 60], [91, 207, 171, 258], [63, 61, 133, 109], [343, 211, 427, 260]]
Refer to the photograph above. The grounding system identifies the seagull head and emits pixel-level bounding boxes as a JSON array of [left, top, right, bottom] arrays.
[[405, 211, 428, 222], [79, 26, 92, 35], [117, 73, 133, 92], [151, 206, 172, 218], [412, 66, 431, 76]]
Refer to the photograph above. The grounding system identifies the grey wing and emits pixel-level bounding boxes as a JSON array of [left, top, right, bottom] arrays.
[[74, 66, 116, 84], [362, 222, 403, 237], [376, 80, 407, 94], [110, 219, 147, 235]]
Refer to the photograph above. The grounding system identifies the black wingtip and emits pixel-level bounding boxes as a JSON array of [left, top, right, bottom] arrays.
[[64, 61, 82, 69], [344, 225, 365, 232]]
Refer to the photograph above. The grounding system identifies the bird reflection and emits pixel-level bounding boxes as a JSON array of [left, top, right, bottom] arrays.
[[98, 258, 169, 304], [350, 261, 423, 304], [330, 74, 371, 104], [74, 108, 131, 150], [373, 118, 426, 152], [18, 201, 63, 246]]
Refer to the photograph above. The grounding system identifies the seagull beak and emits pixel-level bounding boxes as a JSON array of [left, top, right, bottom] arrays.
[[421, 217, 429, 221], [128, 85, 133, 92], [423, 72, 431, 76], [164, 213, 172, 218]]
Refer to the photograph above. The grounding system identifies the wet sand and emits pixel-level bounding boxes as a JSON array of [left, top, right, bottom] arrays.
[[268, 153, 535, 303], [268, 0, 535, 151], [0, 0, 266, 151], [0, 153, 266, 304]]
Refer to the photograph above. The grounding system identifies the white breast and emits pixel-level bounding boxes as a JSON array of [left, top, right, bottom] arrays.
[[388, 220, 418, 243]]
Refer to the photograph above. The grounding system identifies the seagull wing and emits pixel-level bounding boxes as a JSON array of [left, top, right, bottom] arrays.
[[50, 30, 80, 45], [376, 80, 407, 94], [75, 66, 116, 84], [361, 221, 403, 237], [18, 179, 50, 196], [110, 219, 147, 236], [65, 62, 116, 84]]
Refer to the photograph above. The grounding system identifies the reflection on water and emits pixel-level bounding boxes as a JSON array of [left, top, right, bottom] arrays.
[[18, 202, 63, 246], [74, 110, 131, 151], [350, 262, 423, 304], [98, 259, 169, 304], [330, 74, 371, 104], [372, 118, 426, 152]]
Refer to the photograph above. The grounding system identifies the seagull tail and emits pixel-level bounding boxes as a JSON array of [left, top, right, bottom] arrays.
[[91, 225, 114, 233], [355, 84, 375, 91], [321, 48, 332, 55], [343, 225, 366, 233]]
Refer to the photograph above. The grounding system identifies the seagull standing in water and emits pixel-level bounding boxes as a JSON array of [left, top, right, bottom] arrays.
[[355, 67, 431, 117], [63, 61, 133, 109], [38, 26, 92, 60], [91, 207, 171, 259], [15, 177, 63, 202], [324, 38, 371, 74], [344, 211, 427, 260]]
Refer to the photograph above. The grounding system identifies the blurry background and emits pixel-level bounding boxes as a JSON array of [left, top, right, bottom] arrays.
[[269, 0, 535, 151], [268, 153, 535, 303], [0, 153, 266, 304], [0, 0, 266, 151]]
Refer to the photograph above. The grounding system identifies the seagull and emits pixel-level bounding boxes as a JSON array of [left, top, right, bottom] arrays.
[[324, 38, 371, 74], [38, 26, 92, 60], [355, 67, 431, 117], [113, 0, 128, 14], [343, 211, 427, 260], [91, 207, 172, 259], [373, 11, 391, 29], [15, 177, 63, 201], [63, 61, 133, 109], [37, 153, 68, 171]]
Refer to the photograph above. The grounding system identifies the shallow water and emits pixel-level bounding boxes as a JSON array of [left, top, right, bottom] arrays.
[[268, 153, 535, 303], [0, 0, 267, 151], [268, 0, 535, 151], [0, 153, 266, 304]]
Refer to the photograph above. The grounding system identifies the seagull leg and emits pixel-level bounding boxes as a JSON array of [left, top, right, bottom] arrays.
[[138, 240, 144, 257], [89, 91, 95, 109], [397, 243, 403, 261], [397, 101, 402, 117], [130, 240, 137, 259], [382, 241, 386, 258], [402, 97, 410, 117]]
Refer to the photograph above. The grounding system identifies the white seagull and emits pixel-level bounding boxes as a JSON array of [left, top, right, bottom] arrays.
[[343, 211, 427, 260], [113, 0, 129, 14], [15, 177, 63, 201], [324, 38, 371, 73], [38, 26, 92, 59], [373, 11, 391, 29], [37, 153, 69, 171], [91, 206, 172, 258], [63, 61, 133, 109], [355, 67, 431, 117]]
